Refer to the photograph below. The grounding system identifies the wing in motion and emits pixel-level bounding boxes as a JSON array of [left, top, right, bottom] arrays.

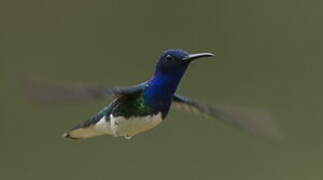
[[172, 95, 280, 140], [23, 78, 145, 104]]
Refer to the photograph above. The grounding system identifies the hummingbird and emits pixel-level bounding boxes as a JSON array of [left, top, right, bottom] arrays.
[[25, 49, 278, 140]]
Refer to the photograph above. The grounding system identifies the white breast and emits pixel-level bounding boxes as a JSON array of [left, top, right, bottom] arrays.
[[110, 113, 163, 139]]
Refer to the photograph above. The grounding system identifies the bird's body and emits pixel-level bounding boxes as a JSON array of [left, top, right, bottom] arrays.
[[64, 50, 214, 139]]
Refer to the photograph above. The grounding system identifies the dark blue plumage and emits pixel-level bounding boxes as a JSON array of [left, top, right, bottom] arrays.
[[144, 50, 214, 117], [144, 50, 190, 117]]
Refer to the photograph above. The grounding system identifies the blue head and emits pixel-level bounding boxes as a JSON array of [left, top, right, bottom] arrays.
[[152, 49, 214, 84]]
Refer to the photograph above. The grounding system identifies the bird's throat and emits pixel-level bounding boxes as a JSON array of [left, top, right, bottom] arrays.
[[143, 73, 184, 114], [150, 73, 183, 96]]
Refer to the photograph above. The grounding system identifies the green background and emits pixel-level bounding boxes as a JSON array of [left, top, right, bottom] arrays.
[[1, 0, 323, 179]]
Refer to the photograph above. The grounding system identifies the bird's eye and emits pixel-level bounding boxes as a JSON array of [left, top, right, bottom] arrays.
[[166, 55, 174, 61]]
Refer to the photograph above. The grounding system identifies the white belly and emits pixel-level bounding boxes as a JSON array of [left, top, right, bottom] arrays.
[[110, 113, 163, 138], [69, 113, 163, 139]]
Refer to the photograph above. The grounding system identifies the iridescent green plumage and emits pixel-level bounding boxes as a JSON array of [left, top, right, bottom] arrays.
[[113, 93, 153, 118]]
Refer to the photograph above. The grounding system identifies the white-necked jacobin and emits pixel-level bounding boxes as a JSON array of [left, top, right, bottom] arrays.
[[26, 49, 278, 140]]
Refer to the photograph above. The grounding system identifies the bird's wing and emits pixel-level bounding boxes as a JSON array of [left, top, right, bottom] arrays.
[[172, 94, 280, 139], [23, 78, 146, 104]]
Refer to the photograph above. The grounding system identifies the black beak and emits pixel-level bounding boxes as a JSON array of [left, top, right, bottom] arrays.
[[183, 52, 215, 62]]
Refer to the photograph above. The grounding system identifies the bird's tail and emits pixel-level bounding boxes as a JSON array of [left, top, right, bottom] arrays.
[[62, 124, 107, 140]]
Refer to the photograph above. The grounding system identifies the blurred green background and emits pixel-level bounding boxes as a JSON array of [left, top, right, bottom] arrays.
[[1, 0, 323, 179]]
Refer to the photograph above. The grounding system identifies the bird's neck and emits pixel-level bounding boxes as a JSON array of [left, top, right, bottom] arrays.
[[150, 71, 184, 95], [150, 64, 188, 92], [143, 72, 185, 114]]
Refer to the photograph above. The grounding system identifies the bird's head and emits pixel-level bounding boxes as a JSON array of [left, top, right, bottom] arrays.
[[153, 49, 214, 78]]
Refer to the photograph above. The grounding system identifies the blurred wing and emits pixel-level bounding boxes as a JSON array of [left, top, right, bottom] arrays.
[[172, 95, 280, 139], [23, 78, 145, 104]]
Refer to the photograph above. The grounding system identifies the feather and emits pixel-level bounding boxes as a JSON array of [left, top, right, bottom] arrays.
[[172, 95, 281, 140], [22, 78, 145, 104]]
